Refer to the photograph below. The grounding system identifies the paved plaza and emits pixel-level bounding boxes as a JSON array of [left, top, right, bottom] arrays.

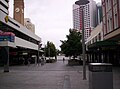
[[0, 60, 120, 89]]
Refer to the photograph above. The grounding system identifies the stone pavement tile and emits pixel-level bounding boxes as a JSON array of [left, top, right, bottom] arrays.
[[68, 71, 89, 89], [113, 67, 120, 89], [0, 61, 120, 89], [0, 71, 65, 89]]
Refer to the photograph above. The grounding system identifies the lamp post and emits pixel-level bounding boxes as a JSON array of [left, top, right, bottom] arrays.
[[75, 0, 89, 80]]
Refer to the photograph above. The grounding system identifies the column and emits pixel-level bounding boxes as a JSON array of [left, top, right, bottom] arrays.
[[1, 47, 9, 72]]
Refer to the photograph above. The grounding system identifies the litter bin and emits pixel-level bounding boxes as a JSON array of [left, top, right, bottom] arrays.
[[89, 63, 113, 89]]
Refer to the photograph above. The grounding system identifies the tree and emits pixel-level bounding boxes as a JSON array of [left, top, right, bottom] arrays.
[[60, 29, 82, 59], [56, 49, 60, 55], [44, 41, 56, 58]]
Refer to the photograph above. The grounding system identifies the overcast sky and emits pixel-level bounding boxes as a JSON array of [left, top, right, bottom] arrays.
[[9, 0, 101, 49]]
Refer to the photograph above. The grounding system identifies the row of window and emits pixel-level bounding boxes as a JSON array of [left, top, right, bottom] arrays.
[[87, 33, 101, 46], [102, 1, 120, 35]]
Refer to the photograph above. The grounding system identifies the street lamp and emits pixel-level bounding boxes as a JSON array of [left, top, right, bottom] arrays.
[[75, 0, 89, 80]]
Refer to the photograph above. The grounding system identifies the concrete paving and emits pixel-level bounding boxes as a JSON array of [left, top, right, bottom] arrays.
[[0, 60, 120, 89]]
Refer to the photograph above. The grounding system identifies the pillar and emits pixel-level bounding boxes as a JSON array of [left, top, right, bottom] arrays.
[[1, 47, 9, 72]]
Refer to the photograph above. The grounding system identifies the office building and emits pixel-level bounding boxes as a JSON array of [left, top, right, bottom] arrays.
[[73, 0, 96, 41]]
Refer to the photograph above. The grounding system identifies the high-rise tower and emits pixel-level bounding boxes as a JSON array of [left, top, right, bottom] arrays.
[[73, 0, 97, 41], [14, 0, 24, 25]]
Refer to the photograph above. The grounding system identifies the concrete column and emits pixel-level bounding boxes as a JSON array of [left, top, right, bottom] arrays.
[[90, 54, 92, 62], [1, 47, 9, 72], [35, 56, 37, 65], [92, 54, 94, 62], [98, 52, 102, 63]]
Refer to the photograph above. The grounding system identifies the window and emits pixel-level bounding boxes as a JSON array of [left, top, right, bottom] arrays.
[[106, 0, 109, 11], [114, 14, 118, 29], [113, 0, 117, 5], [98, 33, 101, 41], [107, 20, 110, 33], [110, 18, 113, 31], [103, 17, 106, 35]]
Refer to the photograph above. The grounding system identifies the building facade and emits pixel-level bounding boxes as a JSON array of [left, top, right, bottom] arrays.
[[0, 0, 41, 71], [85, 0, 120, 65], [102, 0, 120, 40], [24, 18, 35, 33], [73, 0, 97, 41], [100, 0, 120, 65]]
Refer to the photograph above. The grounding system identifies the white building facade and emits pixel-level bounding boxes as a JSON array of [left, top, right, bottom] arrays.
[[0, 0, 41, 69]]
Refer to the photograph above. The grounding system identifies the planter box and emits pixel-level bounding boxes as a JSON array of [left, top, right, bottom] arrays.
[[68, 59, 83, 66]]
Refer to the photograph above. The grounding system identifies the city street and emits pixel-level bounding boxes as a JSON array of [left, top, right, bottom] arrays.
[[0, 59, 120, 89]]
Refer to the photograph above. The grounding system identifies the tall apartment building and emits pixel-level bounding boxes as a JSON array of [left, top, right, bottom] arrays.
[[73, 0, 96, 41], [73, 4, 80, 31]]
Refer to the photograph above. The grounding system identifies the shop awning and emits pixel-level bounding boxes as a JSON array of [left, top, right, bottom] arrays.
[[88, 41, 119, 49]]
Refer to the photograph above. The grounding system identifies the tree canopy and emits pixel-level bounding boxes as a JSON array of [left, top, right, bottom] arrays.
[[44, 41, 56, 57], [60, 29, 82, 58]]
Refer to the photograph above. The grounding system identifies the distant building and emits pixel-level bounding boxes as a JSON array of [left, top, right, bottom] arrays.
[[73, 0, 97, 41], [73, 4, 80, 31], [24, 18, 35, 33]]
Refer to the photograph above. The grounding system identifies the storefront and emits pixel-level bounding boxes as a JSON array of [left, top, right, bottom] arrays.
[[87, 41, 120, 65]]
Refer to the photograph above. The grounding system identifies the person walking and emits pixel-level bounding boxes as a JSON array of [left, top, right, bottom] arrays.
[[41, 56, 44, 66], [27, 57, 31, 66], [63, 57, 65, 63]]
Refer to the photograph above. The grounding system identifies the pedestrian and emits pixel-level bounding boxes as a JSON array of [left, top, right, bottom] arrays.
[[22, 57, 25, 65], [28, 57, 31, 66], [63, 57, 65, 63], [37, 57, 41, 66], [41, 57, 44, 66]]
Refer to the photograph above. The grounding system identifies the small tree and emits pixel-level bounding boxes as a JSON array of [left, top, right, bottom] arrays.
[[44, 41, 56, 58], [60, 28, 82, 59], [56, 49, 60, 55]]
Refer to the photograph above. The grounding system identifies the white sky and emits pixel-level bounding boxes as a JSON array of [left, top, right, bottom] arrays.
[[9, 0, 101, 49]]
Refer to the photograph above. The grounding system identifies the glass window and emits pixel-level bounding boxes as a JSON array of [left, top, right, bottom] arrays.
[[114, 14, 118, 29], [107, 20, 110, 33], [110, 18, 113, 31], [113, 0, 117, 5], [103, 17, 106, 35]]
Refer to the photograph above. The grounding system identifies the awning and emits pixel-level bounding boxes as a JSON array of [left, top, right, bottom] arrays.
[[88, 41, 119, 49]]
